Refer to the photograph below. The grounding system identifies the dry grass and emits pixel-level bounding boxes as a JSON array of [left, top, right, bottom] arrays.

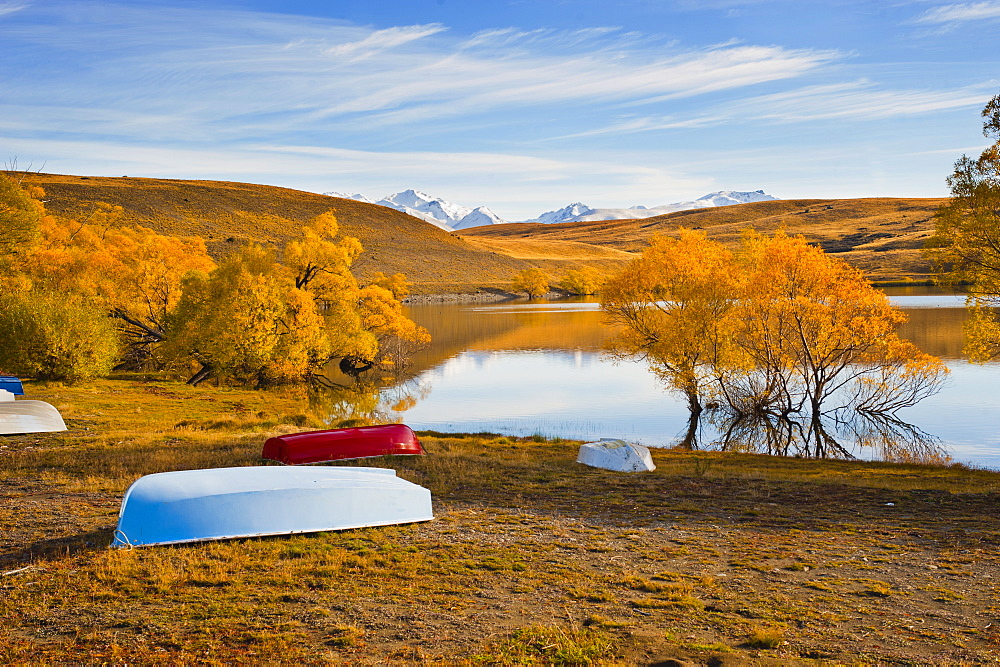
[[2, 378, 1000, 664], [462, 197, 950, 283]]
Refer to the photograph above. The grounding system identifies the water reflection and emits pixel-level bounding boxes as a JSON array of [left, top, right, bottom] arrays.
[[686, 407, 950, 465], [374, 293, 1000, 468], [308, 374, 428, 428]]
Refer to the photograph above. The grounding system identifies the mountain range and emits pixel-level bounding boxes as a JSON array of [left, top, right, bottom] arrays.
[[326, 190, 504, 231], [325, 189, 778, 231]]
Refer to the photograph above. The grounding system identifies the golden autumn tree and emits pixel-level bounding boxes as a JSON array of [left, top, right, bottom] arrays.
[[559, 267, 605, 295], [356, 284, 430, 374], [0, 173, 43, 258], [164, 211, 428, 386], [603, 231, 739, 416], [0, 185, 131, 380], [370, 271, 412, 299], [165, 243, 350, 386], [26, 205, 216, 367], [926, 91, 1000, 361], [0, 290, 120, 382], [732, 231, 947, 421], [603, 230, 947, 454], [512, 267, 550, 298]]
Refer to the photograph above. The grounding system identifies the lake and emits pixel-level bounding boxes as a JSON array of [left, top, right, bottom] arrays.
[[355, 288, 1000, 469]]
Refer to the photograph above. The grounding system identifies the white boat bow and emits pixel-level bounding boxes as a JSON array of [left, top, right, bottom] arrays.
[[112, 466, 434, 547]]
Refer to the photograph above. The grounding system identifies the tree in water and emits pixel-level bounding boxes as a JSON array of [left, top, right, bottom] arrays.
[[927, 91, 1000, 361], [602, 230, 948, 458]]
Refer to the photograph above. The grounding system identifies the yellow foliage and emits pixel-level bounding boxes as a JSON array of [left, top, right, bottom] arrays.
[[370, 271, 412, 299], [165, 243, 376, 386], [0, 174, 43, 257], [559, 267, 605, 295], [927, 90, 1000, 361], [602, 229, 947, 418], [0, 289, 120, 381], [512, 267, 550, 298]]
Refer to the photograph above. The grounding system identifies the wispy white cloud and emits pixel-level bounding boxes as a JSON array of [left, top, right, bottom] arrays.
[[0, 132, 711, 216], [0, 3, 839, 140], [0, 2, 28, 17], [323, 24, 447, 60], [914, 1, 1000, 24], [566, 81, 993, 137]]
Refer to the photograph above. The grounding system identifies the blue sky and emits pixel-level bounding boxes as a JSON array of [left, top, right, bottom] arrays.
[[2, 0, 998, 220]]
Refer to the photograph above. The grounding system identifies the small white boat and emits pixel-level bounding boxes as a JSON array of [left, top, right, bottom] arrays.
[[0, 390, 68, 435], [111, 466, 434, 547], [577, 438, 656, 472]]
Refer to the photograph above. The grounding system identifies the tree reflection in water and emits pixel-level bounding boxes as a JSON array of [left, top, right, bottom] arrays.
[[677, 406, 950, 465], [307, 377, 428, 428]]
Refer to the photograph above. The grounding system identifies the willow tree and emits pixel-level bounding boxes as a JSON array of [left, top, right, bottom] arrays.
[[165, 212, 428, 386], [927, 91, 1000, 361], [602, 230, 947, 453], [730, 231, 947, 442], [165, 243, 348, 386], [560, 267, 605, 295], [26, 203, 216, 367], [603, 231, 739, 416]]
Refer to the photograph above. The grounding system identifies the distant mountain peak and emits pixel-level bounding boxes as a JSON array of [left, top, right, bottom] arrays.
[[523, 190, 778, 224], [324, 188, 778, 230]]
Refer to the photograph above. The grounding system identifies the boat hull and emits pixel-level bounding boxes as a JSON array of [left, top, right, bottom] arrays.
[[262, 424, 424, 464], [577, 439, 656, 472], [111, 466, 434, 547], [0, 376, 24, 396], [0, 400, 68, 435]]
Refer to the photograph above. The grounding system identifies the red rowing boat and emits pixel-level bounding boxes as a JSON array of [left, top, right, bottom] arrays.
[[262, 424, 425, 465]]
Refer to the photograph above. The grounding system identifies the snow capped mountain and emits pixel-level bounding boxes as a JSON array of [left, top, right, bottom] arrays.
[[324, 189, 778, 230], [452, 206, 505, 230], [326, 192, 373, 204], [693, 190, 777, 207], [325, 189, 474, 230], [523, 190, 778, 224], [531, 203, 594, 224]]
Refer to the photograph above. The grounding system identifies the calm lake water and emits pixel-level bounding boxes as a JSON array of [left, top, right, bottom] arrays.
[[369, 288, 1000, 469]]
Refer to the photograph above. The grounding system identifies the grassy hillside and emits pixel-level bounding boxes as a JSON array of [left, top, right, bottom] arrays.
[[16, 173, 633, 294], [16, 173, 948, 288], [461, 197, 949, 282]]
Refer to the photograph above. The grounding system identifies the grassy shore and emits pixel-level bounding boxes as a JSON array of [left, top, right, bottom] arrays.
[[2, 378, 999, 664]]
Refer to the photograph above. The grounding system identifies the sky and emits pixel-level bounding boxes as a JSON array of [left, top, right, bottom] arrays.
[[1, 0, 998, 220]]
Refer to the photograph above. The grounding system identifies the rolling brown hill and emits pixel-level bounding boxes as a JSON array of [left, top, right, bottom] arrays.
[[460, 197, 949, 282], [15, 173, 633, 294]]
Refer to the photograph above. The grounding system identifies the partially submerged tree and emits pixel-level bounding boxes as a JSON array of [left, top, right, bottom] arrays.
[[603, 231, 739, 418], [603, 230, 947, 455], [926, 90, 1000, 361]]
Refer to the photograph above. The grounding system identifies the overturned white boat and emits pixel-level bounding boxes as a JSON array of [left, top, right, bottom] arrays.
[[112, 466, 434, 547], [577, 438, 656, 472], [0, 389, 68, 435]]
